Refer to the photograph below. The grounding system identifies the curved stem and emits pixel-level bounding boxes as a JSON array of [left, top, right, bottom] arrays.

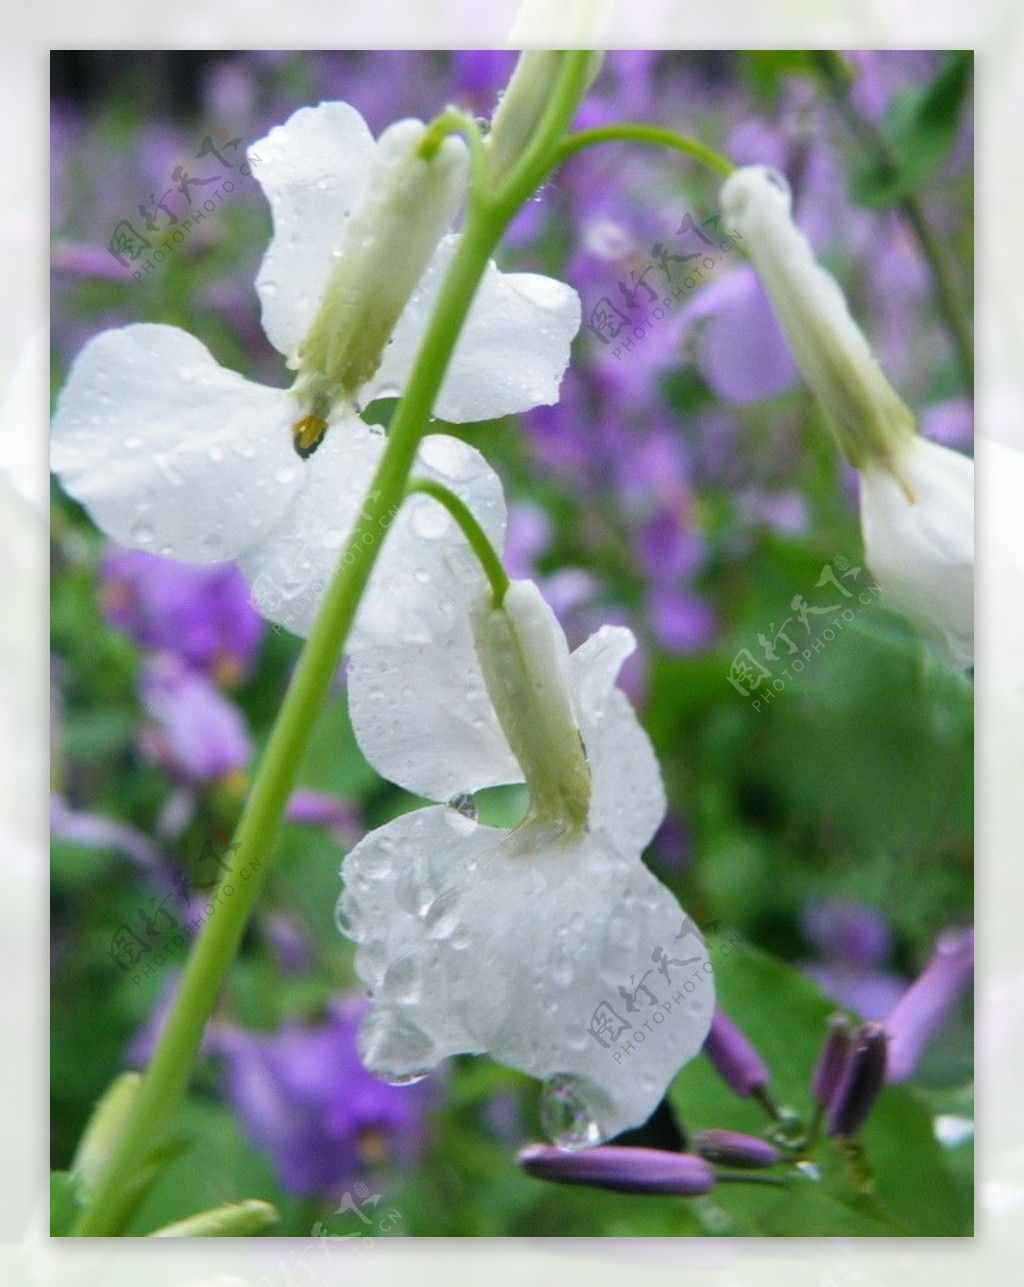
[[406, 478, 510, 606], [70, 52, 597, 1238], [557, 123, 735, 178]]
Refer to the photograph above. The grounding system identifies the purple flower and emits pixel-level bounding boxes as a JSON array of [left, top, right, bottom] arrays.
[[826, 1022, 888, 1138], [702, 1008, 772, 1101], [801, 900, 907, 1022], [810, 1014, 855, 1109], [518, 1144, 715, 1196], [693, 1129, 780, 1169], [285, 790, 360, 846], [218, 995, 433, 1197], [139, 656, 252, 783], [100, 547, 265, 682], [885, 927, 973, 1084]]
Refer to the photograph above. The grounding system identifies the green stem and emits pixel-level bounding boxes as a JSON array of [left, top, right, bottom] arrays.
[[407, 478, 510, 606], [557, 123, 735, 178], [71, 53, 595, 1239], [812, 52, 974, 396]]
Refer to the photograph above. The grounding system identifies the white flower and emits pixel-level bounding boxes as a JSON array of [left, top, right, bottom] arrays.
[[50, 102, 581, 641], [860, 436, 974, 669], [721, 164, 974, 667], [338, 579, 715, 1145]]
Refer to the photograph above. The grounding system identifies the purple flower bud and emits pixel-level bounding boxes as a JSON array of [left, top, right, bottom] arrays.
[[827, 1023, 888, 1138], [693, 1129, 781, 1169], [811, 1014, 855, 1107], [885, 928, 973, 1084], [139, 656, 251, 783], [703, 1008, 771, 1099], [517, 1145, 715, 1196]]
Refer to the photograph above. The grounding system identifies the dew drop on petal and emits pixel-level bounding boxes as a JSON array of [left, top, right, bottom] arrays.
[[274, 464, 297, 485], [358, 1006, 436, 1085], [381, 954, 423, 1005], [410, 497, 450, 541], [539, 1073, 605, 1150], [130, 521, 155, 545], [446, 793, 477, 822], [424, 887, 460, 940], [123, 434, 142, 450], [207, 444, 225, 463]]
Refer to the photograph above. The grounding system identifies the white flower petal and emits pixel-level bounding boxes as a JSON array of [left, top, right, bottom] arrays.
[[239, 429, 507, 643], [570, 625, 666, 858], [51, 324, 301, 562], [860, 436, 974, 668], [363, 234, 581, 422], [237, 414, 383, 637], [339, 806, 714, 1141], [347, 610, 521, 803], [251, 102, 377, 360]]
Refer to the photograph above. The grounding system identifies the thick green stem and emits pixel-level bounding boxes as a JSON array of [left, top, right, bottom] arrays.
[[70, 52, 596, 1238], [558, 123, 735, 177], [407, 478, 510, 606]]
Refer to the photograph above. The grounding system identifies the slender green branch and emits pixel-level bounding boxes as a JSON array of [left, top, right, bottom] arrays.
[[812, 52, 974, 396], [557, 123, 735, 178], [70, 52, 597, 1238], [407, 478, 510, 606]]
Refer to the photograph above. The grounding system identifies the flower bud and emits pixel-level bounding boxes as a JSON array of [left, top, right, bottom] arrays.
[[826, 1023, 888, 1137], [518, 1143, 715, 1196], [810, 1014, 854, 1108], [693, 1129, 781, 1169], [471, 579, 591, 836], [702, 1007, 771, 1099], [297, 120, 469, 405], [487, 51, 603, 186], [885, 927, 973, 1084], [720, 165, 916, 471]]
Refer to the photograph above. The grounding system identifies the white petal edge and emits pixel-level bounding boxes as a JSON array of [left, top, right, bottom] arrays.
[[363, 234, 582, 422], [51, 324, 302, 563], [570, 625, 667, 858], [339, 805, 714, 1141], [859, 437, 974, 669], [250, 102, 377, 361]]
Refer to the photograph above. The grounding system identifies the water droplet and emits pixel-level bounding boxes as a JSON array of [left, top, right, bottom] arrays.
[[539, 1074, 606, 1150], [414, 568, 430, 585], [358, 1006, 435, 1085], [394, 860, 435, 915], [447, 793, 477, 822], [123, 434, 142, 450], [334, 891, 362, 940], [207, 444, 225, 463], [177, 365, 195, 383], [381, 954, 422, 1004], [424, 887, 460, 940], [357, 846, 393, 882], [274, 464, 297, 485], [410, 497, 450, 541], [130, 521, 155, 545]]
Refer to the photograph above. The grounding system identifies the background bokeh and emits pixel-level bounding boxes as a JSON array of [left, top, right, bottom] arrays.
[[49, 50, 973, 1238]]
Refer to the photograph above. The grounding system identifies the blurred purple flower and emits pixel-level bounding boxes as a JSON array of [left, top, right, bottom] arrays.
[[801, 899, 907, 1021], [920, 399, 974, 451], [885, 927, 973, 1084], [139, 656, 252, 783], [218, 995, 434, 1197], [285, 789, 361, 847], [50, 793, 161, 870], [100, 547, 265, 682], [646, 584, 717, 654]]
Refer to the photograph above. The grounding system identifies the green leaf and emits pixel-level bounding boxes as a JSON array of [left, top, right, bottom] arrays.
[[149, 1198, 280, 1237], [851, 52, 973, 208], [50, 1171, 84, 1236]]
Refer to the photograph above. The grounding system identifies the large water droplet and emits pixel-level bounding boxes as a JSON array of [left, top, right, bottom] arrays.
[[358, 1006, 435, 1085], [539, 1074, 606, 1150], [447, 793, 477, 822], [381, 954, 422, 1004], [410, 497, 450, 541], [274, 463, 297, 486], [424, 887, 460, 940], [130, 521, 155, 545], [334, 891, 362, 940]]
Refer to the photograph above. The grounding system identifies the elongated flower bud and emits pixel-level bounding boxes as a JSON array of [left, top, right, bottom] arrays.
[[471, 579, 591, 836], [693, 1129, 780, 1169], [702, 1007, 771, 1099], [518, 1143, 715, 1196], [720, 165, 916, 471], [826, 1023, 888, 1137], [487, 51, 603, 186], [297, 120, 468, 405], [885, 927, 973, 1084], [810, 1014, 854, 1108]]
